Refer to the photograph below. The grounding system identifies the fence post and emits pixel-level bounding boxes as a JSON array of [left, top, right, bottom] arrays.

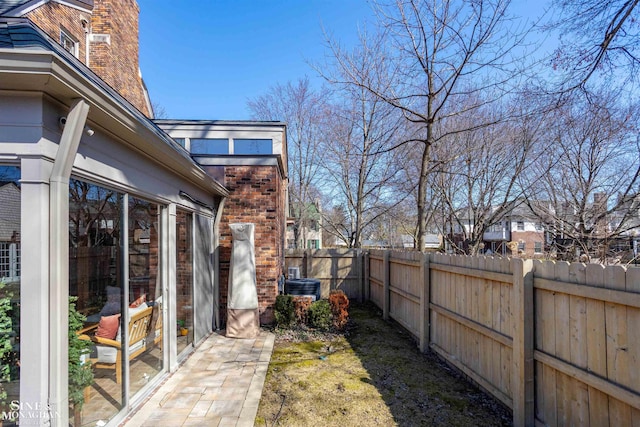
[[419, 253, 431, 353], [356, 249, 363, 303], [512, 258, 535, 427], [383, 251, 390, 320], [363, 250, 370, 302], [419, 252, 430, 353]]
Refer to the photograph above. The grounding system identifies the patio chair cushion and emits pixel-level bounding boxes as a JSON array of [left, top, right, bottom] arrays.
[[96, 344, 118, 364], [95, 313, 120, 340]]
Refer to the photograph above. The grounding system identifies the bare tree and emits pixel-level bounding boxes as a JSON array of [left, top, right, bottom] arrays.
[[318, 47, 409, 248], [550, 0, 640, 91], [431, 100, 544, 255], [248, 78, 328, 249], [323, 0, 534, 250], [525, 92, 640, 262]]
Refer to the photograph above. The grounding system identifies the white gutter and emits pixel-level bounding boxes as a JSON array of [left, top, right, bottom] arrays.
[[49, 98, 90, 426]]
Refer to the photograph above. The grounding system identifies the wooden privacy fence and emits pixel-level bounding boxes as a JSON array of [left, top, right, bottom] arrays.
[[367, 250, 640, 427], [284, 249, 364, 300]]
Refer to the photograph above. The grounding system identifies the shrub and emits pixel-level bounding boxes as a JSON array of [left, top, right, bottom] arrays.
[[329, 290, 349, 330], [274, 295, 295, 327], [308, 299, 332, 331], [68, 296, 94, 410], [293, 296, 313, 325]]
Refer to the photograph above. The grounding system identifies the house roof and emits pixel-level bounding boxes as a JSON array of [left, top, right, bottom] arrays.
[[0, 0, 94, 16], [0, 18, 229, 198], [154, 119, 286, 127], [0, 1, 31, 15]]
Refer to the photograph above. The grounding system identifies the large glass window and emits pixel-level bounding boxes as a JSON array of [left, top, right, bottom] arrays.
[[190, 138, 229, 155], [0, 166, 20, 419], [234, 138, 272, 155], [69, 179, 124, 425], [68, 181, 164, 426], [128, 197, 163, 396], [176, 210, 193, 354]]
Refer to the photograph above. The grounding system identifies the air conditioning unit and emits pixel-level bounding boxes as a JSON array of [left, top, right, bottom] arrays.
[[287, 267, 300, 279]]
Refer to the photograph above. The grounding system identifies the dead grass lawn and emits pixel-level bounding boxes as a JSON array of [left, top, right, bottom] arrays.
[[255, 302, 512, 427]]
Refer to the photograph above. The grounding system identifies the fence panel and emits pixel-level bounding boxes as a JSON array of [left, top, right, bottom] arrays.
[[388, 251, 423, 338], [429, 254, 515, 409], [533, 261, 640, 427], [284, 249, 363, 300]]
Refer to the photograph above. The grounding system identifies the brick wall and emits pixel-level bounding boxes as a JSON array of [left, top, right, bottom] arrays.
[[511, 230, 545, 258], [176, 209, 193, 330], [219, 165, 285, 324], [26, 2, 91, 65], [26, 0, 151, 117], [89, 0, 150, 116]]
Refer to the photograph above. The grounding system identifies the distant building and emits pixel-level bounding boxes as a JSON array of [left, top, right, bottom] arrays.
[[287, 201, 322, 249]]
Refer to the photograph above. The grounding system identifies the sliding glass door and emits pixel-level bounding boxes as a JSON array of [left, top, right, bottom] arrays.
[[68, 179, 165, 426], [176, 209, 193, 355]]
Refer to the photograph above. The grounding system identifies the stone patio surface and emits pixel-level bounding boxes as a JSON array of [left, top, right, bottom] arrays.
[[121, 330, 274, 427]]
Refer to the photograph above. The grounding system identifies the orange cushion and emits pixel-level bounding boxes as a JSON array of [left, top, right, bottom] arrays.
[[129, 294, 146, 308], [96, 314, 120, 340]]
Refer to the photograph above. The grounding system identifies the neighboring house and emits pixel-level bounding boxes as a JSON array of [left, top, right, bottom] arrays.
[[0, 182, 20, 281], [400, 233, 441, 250], [542, 193, 640, 261], [610, 194, 640, 259], [448, 204, 547, 258], [0, 1, 287, 426], [286, 201, 322, 249]]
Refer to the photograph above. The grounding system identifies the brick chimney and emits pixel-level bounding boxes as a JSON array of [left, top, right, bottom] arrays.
[[90, 0, 151, 116]]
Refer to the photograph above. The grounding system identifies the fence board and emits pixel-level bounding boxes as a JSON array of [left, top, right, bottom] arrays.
[[627, 267, 640, 425], [581, 263, 609, 427], [535, 261, 557, 426]]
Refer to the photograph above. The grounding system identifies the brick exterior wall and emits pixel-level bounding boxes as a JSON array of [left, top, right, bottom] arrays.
[[219, 165, 285, 324], [176, 209, 193, 331], [26, 0, 151, 117], [511, 230, 545, 258], [26, 2, 91, 65], [90, 0, 150, 116]]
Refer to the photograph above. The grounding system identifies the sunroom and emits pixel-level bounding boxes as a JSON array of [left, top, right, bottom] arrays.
[[0, 19, 228, 426]]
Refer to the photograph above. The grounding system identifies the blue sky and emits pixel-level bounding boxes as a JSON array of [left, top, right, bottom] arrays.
[[138, 1, 375, 120], [137, 1, 550, 121]]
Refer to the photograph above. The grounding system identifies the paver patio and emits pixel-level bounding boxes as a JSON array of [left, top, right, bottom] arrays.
[[121, 330, 274, 427]]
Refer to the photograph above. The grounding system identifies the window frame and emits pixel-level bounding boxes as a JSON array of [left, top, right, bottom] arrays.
[[534, 241, 543, 254], [60, 28, 79, 58]]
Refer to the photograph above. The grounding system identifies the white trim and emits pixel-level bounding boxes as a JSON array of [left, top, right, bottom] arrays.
[[19, 157, 52, 423]]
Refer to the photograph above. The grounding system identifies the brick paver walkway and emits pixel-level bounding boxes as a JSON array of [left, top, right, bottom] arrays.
[[122, 330, 274, 427]]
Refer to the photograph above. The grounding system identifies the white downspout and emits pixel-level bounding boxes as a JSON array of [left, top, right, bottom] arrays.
[[49, 98, 90, 426], [213, 197, 225, 330]]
